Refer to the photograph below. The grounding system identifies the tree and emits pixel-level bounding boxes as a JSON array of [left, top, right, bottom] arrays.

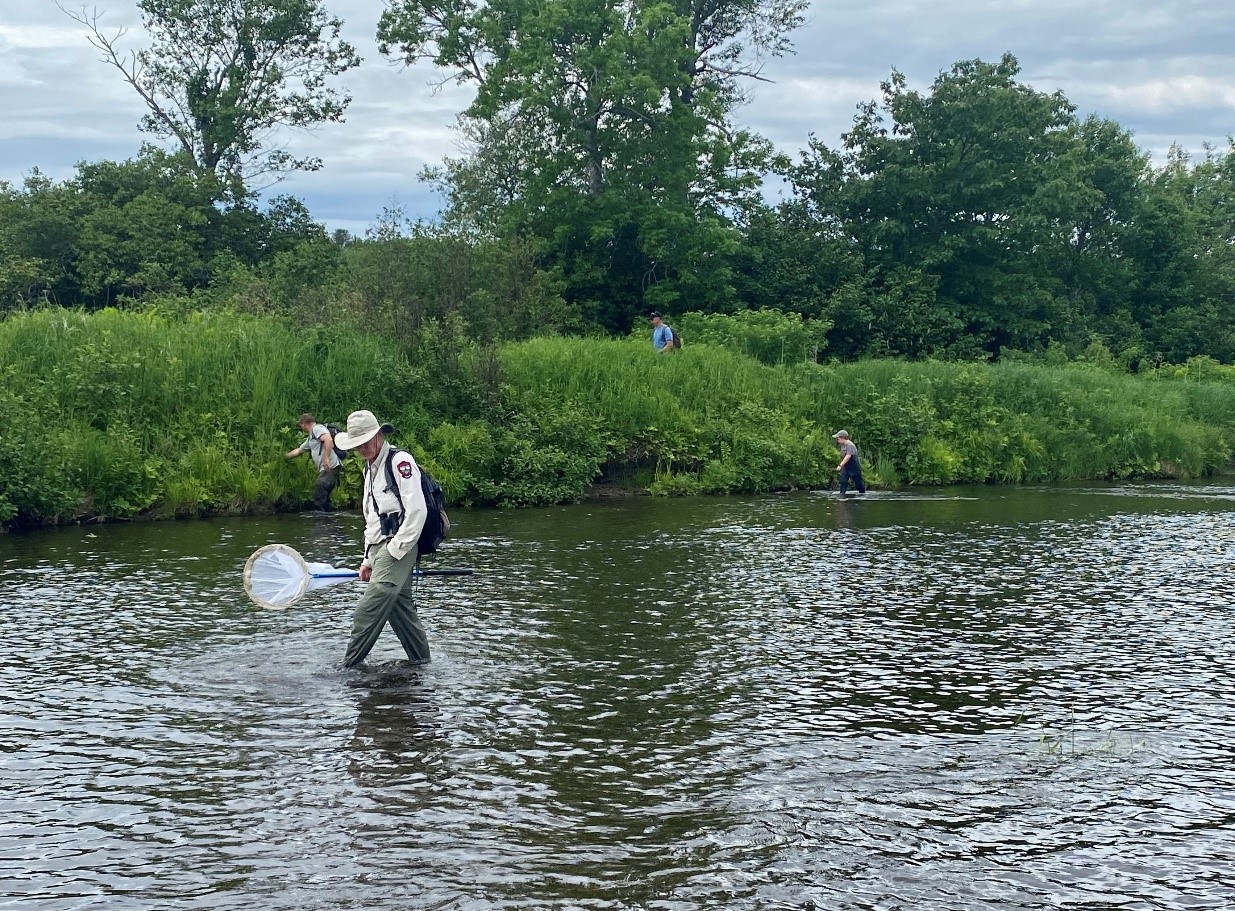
[[377, 0, 806, 330], [0, 170, 85, 309], [0, 150, 336, 310], [1130, 145, 1235, 363], [65, 0, 360, 196], [74, 154, 215, 300], [789, 54, 1139, 358], [1041, 116, 1152, 358], [729, 200, 861, 323]]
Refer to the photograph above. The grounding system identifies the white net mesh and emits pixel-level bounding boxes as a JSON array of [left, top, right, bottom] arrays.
[[243, 544, 311, 609], [305, 562, 342, 593], [243, 544, 357, 609]]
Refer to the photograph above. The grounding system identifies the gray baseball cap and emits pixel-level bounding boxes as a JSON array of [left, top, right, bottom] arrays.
[[831, 429, 850, 439]]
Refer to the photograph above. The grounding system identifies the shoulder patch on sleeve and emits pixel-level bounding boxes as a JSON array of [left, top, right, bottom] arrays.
[[397, 459, 414, 479]]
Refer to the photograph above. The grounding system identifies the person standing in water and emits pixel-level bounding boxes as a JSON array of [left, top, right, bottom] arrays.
[[333, 410, 431, 668], [285, 413, 341, 511], [832, 429, 866, 496]]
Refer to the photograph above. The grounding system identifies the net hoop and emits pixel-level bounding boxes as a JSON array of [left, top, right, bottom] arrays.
[[243, 543, 311, 610]]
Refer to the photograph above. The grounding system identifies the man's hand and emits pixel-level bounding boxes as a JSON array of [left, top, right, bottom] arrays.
[[359, 565, 373, 582]]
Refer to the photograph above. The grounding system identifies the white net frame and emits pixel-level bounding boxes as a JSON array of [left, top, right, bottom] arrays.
[[243, 543, 313, 610]]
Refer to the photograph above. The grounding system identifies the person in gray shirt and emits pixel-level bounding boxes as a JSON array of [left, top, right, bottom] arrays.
[[832, 429, 866, 496], [286, 412, 342, 510]]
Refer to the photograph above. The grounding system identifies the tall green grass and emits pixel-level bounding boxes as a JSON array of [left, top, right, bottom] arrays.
[[793, 359, 1233, 484], [2, 308, 1234, 528], [0, 308, 425, 526], [495, 338, 832, 495], [496, 341, 1235, 491]]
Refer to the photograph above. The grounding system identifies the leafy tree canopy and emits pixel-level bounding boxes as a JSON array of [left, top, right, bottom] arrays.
[[785, 54, 1180, 359], [65, 0, 360, 197], [377, 0, 806, 331], [0, 149, 328, 310]]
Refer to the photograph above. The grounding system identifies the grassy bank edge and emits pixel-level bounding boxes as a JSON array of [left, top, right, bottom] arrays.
[[2, 308, 1233, 531]]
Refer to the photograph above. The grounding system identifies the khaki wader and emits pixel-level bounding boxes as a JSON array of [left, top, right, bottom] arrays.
[[343, 543, 430, 668]]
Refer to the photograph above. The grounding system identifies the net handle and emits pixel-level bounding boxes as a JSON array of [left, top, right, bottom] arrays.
[[243, 543, 476, 610]]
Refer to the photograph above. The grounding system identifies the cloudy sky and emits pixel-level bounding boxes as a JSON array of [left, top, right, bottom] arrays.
[[3, 0, 1233, 233]]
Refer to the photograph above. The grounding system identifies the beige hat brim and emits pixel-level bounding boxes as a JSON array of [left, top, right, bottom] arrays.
[[335, 422, 393, 450]]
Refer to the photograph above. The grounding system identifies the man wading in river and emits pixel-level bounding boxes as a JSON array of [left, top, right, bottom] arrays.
[[285, 413, 341, 511], [833, 429, 866, 496], [333, 410, 431, 668]]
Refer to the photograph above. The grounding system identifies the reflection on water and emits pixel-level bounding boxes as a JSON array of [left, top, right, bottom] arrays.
[[3, 485, 1235, 909]]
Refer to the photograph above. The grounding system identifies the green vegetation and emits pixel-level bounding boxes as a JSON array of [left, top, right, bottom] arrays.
[[6, 8, 1235, 529], [8, 51, 1235, 364], [69, 0, 360, 194], [378, 0, 804, 331], [2, 307, 1233, 530]]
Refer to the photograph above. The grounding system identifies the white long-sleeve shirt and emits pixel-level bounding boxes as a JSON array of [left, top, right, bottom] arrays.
[[360, 441, 428, 566]]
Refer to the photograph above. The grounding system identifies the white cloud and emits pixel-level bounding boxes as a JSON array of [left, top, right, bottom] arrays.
[[2, 0, 1233, 227], [1085, 75, 1235, 113], [0, 22, 94, 50]]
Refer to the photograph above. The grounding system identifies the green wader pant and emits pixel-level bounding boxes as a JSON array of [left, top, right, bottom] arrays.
[[343, 543, 430, 668]]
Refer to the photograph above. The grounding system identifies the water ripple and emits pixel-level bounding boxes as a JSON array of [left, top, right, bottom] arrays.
[[2, 491, 1235, 909]]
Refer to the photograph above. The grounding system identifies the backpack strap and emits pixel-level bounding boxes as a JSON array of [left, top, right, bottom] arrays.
[[388, 448, 407, 514], [369, 447, 407, 518]]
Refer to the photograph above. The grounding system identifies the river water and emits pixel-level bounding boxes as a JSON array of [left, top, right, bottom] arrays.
[[2, 484, 1234, 910]]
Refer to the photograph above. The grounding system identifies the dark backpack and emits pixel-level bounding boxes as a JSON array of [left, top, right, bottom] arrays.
[[669, 328, 683, 349], [383, 449, 451, 557], [324, 423, 351, 460]]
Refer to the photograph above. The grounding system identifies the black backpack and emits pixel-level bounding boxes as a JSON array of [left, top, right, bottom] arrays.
[[325, 423, 351, 459], [383, 449, 451, 556], [669, 328, 683, 349]]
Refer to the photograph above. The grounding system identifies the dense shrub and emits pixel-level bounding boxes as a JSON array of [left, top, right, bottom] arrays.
[[2, 308, 1235, 529]]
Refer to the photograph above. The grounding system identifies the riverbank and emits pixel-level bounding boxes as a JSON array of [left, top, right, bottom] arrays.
[[2, 307, 1234, 531]]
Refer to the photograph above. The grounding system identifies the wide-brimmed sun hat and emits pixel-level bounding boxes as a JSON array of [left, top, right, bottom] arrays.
[[334, 410, 393, 450]]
